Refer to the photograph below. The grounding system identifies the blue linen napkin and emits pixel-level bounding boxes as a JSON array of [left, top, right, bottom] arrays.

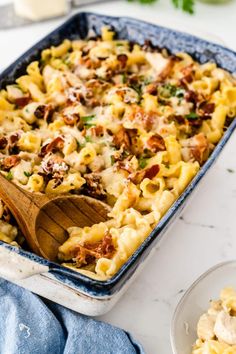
[[0, 278, 145, 354]]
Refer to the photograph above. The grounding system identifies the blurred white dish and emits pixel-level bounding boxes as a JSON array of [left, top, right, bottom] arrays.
[[170, 261, 236, 354]]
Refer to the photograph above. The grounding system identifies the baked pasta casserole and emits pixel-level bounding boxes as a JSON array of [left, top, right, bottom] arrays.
[[0, 27, 236, 279], [193, 287, 236, 353]]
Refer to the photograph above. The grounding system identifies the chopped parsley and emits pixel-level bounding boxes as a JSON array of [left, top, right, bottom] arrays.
[[128, 0, 195, 14], [79, 135, 93, 148], [139, 157, 148, 169], [85, 135, 93, 143], [121, 73, 127, 84], [130, 83, 142, 97], [110, 156, 116, 165], [143, 77, 153, 86], [159, 84, 185, 99], [81, 115, 96, 126], [175, 88, 185, 99], [24, 171, 32, 177], [185, 112, 199, 120], [6, 171, 13, 180]]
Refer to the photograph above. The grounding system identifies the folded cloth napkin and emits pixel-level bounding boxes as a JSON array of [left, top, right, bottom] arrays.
[[0, 278, 145, 354]]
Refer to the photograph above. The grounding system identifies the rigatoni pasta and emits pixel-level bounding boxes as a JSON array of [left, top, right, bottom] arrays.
[[0, 27, 236, 279]]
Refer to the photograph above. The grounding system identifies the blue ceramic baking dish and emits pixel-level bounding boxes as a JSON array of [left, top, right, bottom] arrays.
[[0, 12, 236, 316]]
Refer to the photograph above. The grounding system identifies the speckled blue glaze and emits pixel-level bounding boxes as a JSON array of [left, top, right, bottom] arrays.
[[1, 13, 236, 298]]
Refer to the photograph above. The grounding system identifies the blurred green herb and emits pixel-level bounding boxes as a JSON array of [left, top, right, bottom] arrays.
[[81, 115, 96, 123], [172, 0, 195, 14], [6, 171, 13, 180], [111, 156, 116, 165], [186, 112, 199, 119], [139, 157, 148, 169], [24, 171, 32, 177], [81, 115, 96, 127], [127, 0, 195, 14], [159, 84, 185, 100]]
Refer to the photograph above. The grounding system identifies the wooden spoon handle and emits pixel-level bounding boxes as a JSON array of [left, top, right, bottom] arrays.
[[0, 173, 43, 253]]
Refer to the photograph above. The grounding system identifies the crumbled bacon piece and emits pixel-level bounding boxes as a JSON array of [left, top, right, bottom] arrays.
[[180, 64, 195, 86], [9, 133, 20, 145], [185, 90, 199, 107], [190, 133, 209, 164], [8, 132, 21, 154], [41, 154, 68, 178], [34, 104, 53, 122], [129, 164, 160, 184], [117, 54, 128, 69], [1, 155, 21, 171], [39, 137, 64, 158], [74, 232, 115, 267], [146, 134, 166, 153], [159, 56, 178, 81], [116, 158, 134, 174], [67, 87, 85, 104], [63, 113, 80, 126], [15, 95, 31, 108], [82, 173, 106, 200], [145, 82, 158, 95], [127, 106, 155, 132], [113, 127, 131, 150], [198, 102, 215, 119], [91, 125, 104, 137], [0, 137, 8, 150]]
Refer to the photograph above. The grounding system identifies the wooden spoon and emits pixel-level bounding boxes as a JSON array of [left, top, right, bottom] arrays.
[[0, 173, 111, 261]]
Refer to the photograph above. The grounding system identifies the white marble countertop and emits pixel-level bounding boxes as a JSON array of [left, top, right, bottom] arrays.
[[1, 1, 236, 353]]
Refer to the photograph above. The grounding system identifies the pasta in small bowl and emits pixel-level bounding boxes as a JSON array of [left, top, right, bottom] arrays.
[[171, 261, 236, 354], [1, 12, 236, 316]]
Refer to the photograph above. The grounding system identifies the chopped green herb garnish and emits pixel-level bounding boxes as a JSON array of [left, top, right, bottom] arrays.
[[79, 135, 93, 148], [172, 0, 195, 14], [81, 115, 96, 126], [111, 156, 116, 165], [139, 157, 148, 169], [6, 171, 13, 180], [143, 78, 153, 85], [130, 84, 142, 99], [81, 115, 96, 123], [159, 84, 185, 99], [85, 136, 93, 143], [116, 43, 124, 47], [227, 168, 234, 173], [128, 0, 195, 14], [24, 171, 32, 177], [175, 88, 185, 98], [121, 73, 127, 84], [186, 112, 199, 120]]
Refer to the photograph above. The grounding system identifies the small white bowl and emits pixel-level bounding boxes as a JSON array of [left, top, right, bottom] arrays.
[[170, 260, 236, 354]]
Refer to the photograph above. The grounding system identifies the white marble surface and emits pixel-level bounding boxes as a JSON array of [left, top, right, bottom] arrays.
[[1, 1, 236, 353]]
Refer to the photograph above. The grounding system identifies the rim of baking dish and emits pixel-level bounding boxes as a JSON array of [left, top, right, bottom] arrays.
[[1, 12, 236, 297]]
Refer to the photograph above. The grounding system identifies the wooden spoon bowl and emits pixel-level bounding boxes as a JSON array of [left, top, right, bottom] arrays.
[[0, 173, 111, 261]]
